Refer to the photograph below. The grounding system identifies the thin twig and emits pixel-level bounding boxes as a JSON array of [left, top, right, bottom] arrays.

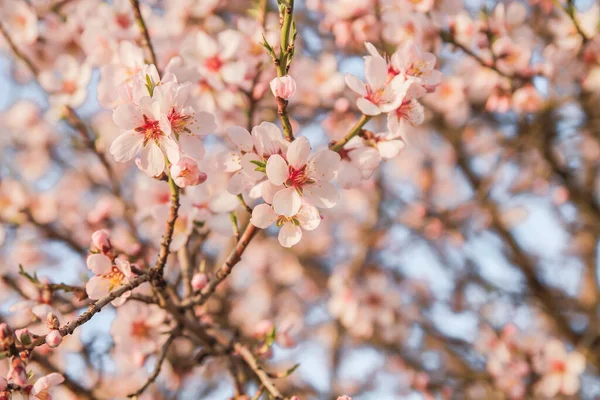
[[129, 0, 158, 66], [127, 332, 178, 398]]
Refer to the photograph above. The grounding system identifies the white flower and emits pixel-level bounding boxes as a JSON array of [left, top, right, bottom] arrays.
[[251, 203, 321, 248], [110, 95, 180, 177], [265, 136, 341, 217], [85, 254, 132, 306], [345, 43, 406, 116]]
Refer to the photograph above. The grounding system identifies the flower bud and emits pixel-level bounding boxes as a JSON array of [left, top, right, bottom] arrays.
[[46, 313, 60, 331], [270, 75, 296, 99], [91, 229, 111, 254], [170, 158, 207, 188], [9, 358, 27, 386], [191, 273, 208, 291], [0, 377, 7, 391], [337, 397, 352, 400], [16, 329, 32, 347], [0, 324, 15, 348], [45, 330, 62, 348]]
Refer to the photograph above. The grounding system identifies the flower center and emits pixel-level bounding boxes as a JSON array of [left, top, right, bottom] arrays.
[[115, 13, 131, 29], [168, 108, 194, 136], [135, 114, 164, 145], [205, 56, 223, 72], [62, 81, 77, 95], [286, 165, 312, 188], [131, 321, 150, 339], [551, 360, 566, 373], [105, 266, 124, 291]]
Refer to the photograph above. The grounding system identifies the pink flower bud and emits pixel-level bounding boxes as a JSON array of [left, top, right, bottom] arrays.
[[46, 313, 60, 330], [45, 330, 62, 348], [9, 358, 27, 386], [254, 320, 275, 337], [0, 324, 14, 348], [16, 329, 32, 347], [337, 396, 352, 400], [270, 75, 296, 99], [191, 273, 208, 291], [0, 377, 6, 391], [170, 157, 207, 188], [91, 229, 111, 254]]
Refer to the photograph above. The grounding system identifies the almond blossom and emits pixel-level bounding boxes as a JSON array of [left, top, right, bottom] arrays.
[[265, 136, 341, 217], [223, 122, 289, 195], [110, 94, 180, 177], [39, 55, 92, 107], [250, 203, 321, 248], [270, 75, 297, 99], [345, 44, 405, 116], [27, 373, 65, 400], [85, 254, 132, 306], [534, 339, 586, 397], [180, 30, 247, 86], [0, 1, 38, 45]]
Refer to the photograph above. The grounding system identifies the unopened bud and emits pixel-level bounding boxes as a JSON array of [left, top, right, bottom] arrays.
[[45, 330, 62, 348], [46, 313, 60, 330], [191, 273, 208, 291], [91, 229, 111, 254], [270, 75, 296, 99], [0, 324, 14, 348], [16, 329, 32, 347], [9, 358, 27, 386]]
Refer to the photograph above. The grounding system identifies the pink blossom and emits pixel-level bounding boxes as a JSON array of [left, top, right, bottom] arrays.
[[110, 92, 180, 177], [45, 330, 62, 348], [39, 55, 92, 107], [534, 339, 586, 397], [85, 255, 133, 306], [251, 203, 321, 248], [265, 136, 340, 217], [0, 2, 38, 45], [345, 43, 406, 115], [91, 229, 112, 254], [0, 377, 6, 392], [270, 75, 297, 99], [170, 157, 207, 188], [31, 373, 65, 399], [191, 273, 209, 291]]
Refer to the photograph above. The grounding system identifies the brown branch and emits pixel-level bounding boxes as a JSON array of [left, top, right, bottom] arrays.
[[127, 332, 178, 398], [129, 0, 158, 66], [27, 273, 152, 348], [234, 343, 284, 400], [179, 223, 258, 308], [153, 176, 180, 275]]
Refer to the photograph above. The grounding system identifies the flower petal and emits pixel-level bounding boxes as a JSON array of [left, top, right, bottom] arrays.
[[345, 74, 367, 96], [266, 154, 289, 186], [110, 132, 143, 162], [273, 187, 301, 217], [308, 150, 341, 182], [304, 182, 339, 209], [250, 204, 277, 229], [87, 253, 112, 275], [227, 126, 254, 152], [296, 205, 321, 231], [286, 136, 311, 169], [278, 223, 302, 248]]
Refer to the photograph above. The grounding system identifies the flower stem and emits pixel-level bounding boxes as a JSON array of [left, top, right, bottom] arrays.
[[330, 114, 372, 152]]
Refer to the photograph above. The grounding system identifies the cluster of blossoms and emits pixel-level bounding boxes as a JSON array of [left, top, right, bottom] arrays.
[[476, 324, 587, 398], [110, 64, 216, 183]]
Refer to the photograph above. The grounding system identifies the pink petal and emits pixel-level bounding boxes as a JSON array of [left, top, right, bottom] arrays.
[[110, 132, 143, 162], [304, 182, 339, 209], [266, 154, 289, 186], [286, 136, 311, 169], [308, 150, 340, 182], [87, 254, 112, 275], [296, 205, 321, 231], [250, 204, 277, 229], [273, 187, 302, 217], [278, 223, 302, 248]]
